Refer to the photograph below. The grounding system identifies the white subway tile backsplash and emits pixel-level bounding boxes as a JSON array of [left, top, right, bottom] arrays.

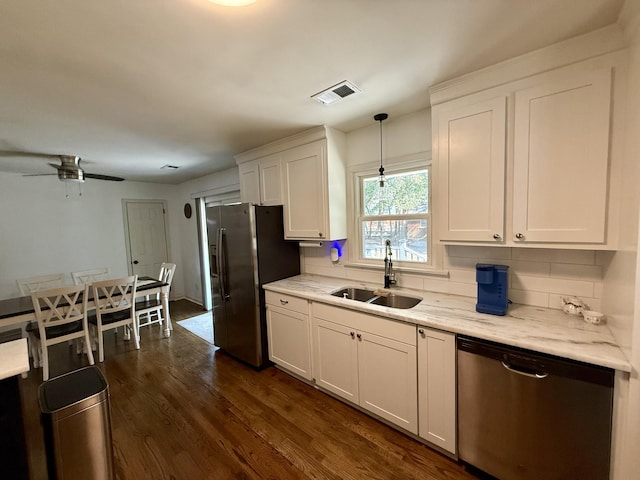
[[446, 245, 511, 260], [443, 255, 478, 269], [507, 260, 551, 277], [509, 289, 550, 308], [448, 268, 476, 284], [301, 246, 603, 309], [395, 274, 423, 290], [513, 275, 594, 298], [549, 249, 596, 265], [550, 263, 602, 281], [512, 248, 552, 262]]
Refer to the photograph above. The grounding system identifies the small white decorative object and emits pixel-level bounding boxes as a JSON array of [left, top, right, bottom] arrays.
[[561, 296, 589, 315], [582, 310, 606, 325]]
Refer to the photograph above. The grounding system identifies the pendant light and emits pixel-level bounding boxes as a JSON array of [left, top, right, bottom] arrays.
[[374, 113, 388, 187]]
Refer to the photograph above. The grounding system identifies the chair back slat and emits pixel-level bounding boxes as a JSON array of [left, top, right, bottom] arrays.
[[92, 276, 138, 316], [18, 273, 66, 296], [31, 284, 88, 328], [159, 263, 176, 286], [71, 268, 111, 285]]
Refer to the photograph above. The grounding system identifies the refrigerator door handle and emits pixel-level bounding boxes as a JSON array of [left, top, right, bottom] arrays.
[[217, 227, 229, 301]]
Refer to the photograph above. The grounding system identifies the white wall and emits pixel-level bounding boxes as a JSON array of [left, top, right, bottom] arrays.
[[175, 167, 239, 304], [607, 1, 640, 478], [0, 173, 181, 299]]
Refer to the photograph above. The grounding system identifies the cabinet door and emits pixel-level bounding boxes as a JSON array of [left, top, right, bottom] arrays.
[[239, 161, 260, 204], [266, 305, 311, 380], [512, 68, 611, 243], [417, 328, 456, 454], [282, 141, 328, 239], [259, 154, 282, 205], [312, 317, 358, 403], [436, 97, 507, 242], [358, 331, 418, 434]]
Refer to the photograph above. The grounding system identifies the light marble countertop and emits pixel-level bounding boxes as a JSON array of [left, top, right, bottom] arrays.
[[263, 274, 631, 372], [0, 338, 30, 380]]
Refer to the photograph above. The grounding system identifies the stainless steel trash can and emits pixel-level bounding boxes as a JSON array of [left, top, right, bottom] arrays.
[[39, 366, 114, 480]]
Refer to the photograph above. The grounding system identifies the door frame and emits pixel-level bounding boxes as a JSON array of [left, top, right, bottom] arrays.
[[122, 199, 171, 276]]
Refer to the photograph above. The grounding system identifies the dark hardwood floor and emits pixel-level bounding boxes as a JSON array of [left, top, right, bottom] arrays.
[[19, 299, 479, 480]]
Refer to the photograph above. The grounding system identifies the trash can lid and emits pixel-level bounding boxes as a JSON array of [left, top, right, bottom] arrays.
[[39, 366, 108, 413]]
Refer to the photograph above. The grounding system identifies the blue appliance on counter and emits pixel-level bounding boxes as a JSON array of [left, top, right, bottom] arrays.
[[476, 264, 509, 315]]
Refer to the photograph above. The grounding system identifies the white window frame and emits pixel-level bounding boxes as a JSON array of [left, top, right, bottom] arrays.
[[347, 152, 439, 272]]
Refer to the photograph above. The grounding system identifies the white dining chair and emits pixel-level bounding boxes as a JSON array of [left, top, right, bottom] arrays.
[[136, 263, 176, 334], [89, 275, 139, 362], [71, 267, 111, 285], [28, 283, 95, 381], [17, 273, 66, 296]]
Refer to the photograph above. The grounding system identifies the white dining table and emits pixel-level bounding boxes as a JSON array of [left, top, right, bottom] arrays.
[[0, 276, 173, 337]]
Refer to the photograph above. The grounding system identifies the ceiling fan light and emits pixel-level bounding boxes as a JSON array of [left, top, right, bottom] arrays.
[[58, 168, 85, 183]]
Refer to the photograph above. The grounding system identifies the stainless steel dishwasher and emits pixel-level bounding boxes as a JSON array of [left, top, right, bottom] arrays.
[[457, 336, 613, 480]]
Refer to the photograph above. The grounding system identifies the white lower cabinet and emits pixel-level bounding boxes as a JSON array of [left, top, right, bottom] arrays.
[[312, 303, 418, 434], [265, 292, 312, 380], [417, 327, 456, 454]]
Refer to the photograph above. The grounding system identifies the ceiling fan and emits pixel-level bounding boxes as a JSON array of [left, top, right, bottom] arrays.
[[0, 151, 125, 182]]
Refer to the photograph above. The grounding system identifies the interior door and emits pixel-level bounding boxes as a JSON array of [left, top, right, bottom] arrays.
[[125, 201, 169, 278]]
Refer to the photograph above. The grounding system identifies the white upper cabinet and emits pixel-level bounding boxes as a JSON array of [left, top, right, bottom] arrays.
[[237, 153, 282, 206], [436, 97, 507, 242], [238, 160, 260, 204], [431, 48, 624, 249], [235, 126, 346, 240], [512, 68, 611, 243]]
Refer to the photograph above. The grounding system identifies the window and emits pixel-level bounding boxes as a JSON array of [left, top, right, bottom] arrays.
[[353, 161, 431, 268]]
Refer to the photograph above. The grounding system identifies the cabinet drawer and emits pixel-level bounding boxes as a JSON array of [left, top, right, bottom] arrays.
[[312, 302, 416, 346], [265, 291, 309, 315]]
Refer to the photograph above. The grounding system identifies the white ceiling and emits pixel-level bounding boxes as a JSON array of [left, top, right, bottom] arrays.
[[0, 0, 625, 184]]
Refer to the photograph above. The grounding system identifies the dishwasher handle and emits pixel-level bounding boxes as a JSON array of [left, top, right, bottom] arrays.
[[501, 360, 548, 379]]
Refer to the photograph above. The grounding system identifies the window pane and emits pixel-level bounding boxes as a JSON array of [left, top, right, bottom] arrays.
[[363, 169, 428, 216], [362, 219, 428, 263]]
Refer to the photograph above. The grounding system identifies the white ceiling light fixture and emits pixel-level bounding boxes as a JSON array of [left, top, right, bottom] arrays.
[[374, 113, 388, 187], [207, 0, 256, 6], [311, 80, 362, 105]]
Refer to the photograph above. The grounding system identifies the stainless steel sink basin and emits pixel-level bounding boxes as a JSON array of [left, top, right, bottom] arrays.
[[369, 294, 422, 309], [331, 287, 377, 302], [330, 287, 421, 309]]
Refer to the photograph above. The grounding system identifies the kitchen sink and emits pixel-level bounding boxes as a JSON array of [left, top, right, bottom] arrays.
[[369, 294, 422, 309], [330, 287, 377, 302], [330, 287, 421, 309]]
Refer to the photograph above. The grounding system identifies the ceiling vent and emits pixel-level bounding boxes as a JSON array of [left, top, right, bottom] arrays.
[[311, 80, 362, 105]]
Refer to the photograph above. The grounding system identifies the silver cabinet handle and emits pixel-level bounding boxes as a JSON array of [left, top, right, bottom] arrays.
[[418, 328, 425, 335], [356, 333, 362, 340], [493, 233, 501, 240], [350, 331, 355, 338], [279, 299, 289, 305], [501, 361, 548, 379], [515, 233, 525, 240]]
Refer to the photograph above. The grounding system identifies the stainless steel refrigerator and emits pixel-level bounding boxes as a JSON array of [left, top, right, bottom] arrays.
[[206, 203, 300, 368]]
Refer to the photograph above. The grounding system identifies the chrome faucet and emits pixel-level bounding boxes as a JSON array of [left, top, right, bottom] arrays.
[[384, 240, 396, 288]]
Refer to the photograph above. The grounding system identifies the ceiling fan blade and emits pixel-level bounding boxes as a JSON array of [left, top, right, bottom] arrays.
[[22, 173, 57, 177], [0, 150, 61, 160], [85, 172, 125, 182]]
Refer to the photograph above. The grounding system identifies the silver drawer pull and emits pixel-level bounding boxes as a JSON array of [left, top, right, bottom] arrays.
[[279, 299, 289, 305]]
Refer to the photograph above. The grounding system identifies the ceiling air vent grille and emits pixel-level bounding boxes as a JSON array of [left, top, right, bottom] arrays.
[[311, 80, 361, 105]]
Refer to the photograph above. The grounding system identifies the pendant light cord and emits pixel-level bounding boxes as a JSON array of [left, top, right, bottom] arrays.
[[374, 113, 388, 187]]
